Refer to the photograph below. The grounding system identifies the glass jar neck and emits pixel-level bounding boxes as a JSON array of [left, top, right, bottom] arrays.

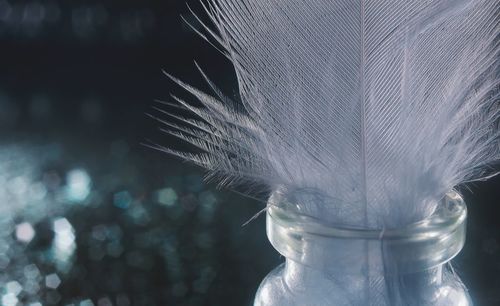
[[264, 190, 468, 305], [266, 190, 466, 276]]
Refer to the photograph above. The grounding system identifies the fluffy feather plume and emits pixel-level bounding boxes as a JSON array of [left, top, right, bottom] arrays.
[[157, 0, 499, 228]]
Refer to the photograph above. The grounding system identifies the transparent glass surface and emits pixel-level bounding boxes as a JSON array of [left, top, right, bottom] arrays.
[[254, 191, 470, 306]]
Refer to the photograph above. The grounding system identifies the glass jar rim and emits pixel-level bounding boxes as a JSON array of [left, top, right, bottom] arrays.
[[268, 190, 466, 241], [266, 190, 467, 274]]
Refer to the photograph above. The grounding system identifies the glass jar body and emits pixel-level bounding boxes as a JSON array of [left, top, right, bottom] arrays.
[[254, 260, 471, 306]]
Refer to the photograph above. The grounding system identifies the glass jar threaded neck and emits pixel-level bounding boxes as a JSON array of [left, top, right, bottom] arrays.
[[266, 190, 466, 275], [255, 191, 470, 306]]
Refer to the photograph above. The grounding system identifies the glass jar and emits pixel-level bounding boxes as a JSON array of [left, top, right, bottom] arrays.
[[254, 190, 470, 306]]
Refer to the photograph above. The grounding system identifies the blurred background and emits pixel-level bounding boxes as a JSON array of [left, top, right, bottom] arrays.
[[0, 1, 498, 305]]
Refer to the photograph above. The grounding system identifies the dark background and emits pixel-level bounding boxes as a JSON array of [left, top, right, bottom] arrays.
[[0, 1, 498, 305]]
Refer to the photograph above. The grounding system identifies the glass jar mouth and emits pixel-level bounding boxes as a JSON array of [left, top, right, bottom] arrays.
[[266, 190, 467, 274]]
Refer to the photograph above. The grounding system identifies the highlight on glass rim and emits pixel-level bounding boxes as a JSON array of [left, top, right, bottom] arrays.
[[0, 0, 498, 305]]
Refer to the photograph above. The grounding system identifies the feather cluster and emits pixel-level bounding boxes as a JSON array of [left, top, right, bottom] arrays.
[[156, 0, 499, 228]]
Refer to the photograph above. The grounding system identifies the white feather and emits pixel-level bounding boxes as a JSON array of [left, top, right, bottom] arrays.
[[159, 0, 499, 229]]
